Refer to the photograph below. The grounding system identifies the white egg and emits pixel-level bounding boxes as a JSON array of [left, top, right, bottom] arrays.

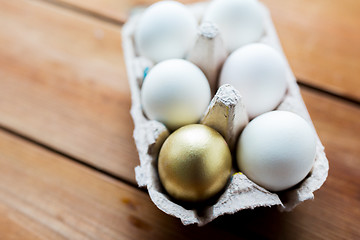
[[219, 43, 288, 119], [135, 1, 197, 63], [141, 59, 211, 130], [203, 0, 264, 52], [237, 111, 317, 192]]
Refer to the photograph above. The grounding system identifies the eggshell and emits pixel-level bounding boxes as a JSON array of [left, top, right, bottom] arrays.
[[123, 1, 329, 226], [237, 111, 317, 192], [158, 124, 232, 202], [135, 1, 197, 63], [203, 0, 264, 52], [219, 43, 288, 119], [141, 59, 211, 130]]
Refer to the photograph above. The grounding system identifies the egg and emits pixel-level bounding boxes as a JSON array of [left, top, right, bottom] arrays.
[[158, 124, 232, 202], [141, 59, 211, 130], [236, 111, 316, 192], [135, 1, 197, 63], [203, 0, 264, 52], [219, 43, 288, 119]]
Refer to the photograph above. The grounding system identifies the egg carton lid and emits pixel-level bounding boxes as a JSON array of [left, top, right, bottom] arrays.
[[122, 1, 329, 226]]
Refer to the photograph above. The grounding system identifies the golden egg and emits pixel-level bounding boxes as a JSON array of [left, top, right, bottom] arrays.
[[158, 124, 232, 202]]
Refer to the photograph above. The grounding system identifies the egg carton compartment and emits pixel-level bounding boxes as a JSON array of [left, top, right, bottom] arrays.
[[122, 1, 329, 226]]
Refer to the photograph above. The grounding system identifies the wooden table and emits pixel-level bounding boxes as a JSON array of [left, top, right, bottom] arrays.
[[0, 0, 359, 239]]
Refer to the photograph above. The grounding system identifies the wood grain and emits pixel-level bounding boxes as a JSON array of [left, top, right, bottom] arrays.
[[212, 88, 360, 239], [49, 0, 199, 23], [0, 91, 358, 240], [0, 128, 247, 240], [262, 0, 360, 102], [50, 0, 360, 102], [0, 0, 138, 181], [0, 0, 359, 238], [0, 0, 359, 184], [1, 0, 359, 183], [0, 89, 358, 240]]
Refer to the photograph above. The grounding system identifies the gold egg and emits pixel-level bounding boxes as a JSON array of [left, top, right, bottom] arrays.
[[158, 124, 232, 202]]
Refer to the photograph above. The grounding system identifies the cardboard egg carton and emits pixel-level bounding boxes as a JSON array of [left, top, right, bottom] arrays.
[[122, 2, 329, 226]]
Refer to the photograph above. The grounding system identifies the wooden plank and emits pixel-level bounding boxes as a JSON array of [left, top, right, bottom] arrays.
[[0, 0, 359, 188], [0, 93, 358, 239], [215, 88, 360, 239], [50, 0, 360, 101], [0, 1, 359, 237], [0, 0, 138, 181], [210, 88, 360, 239], [49, 0, 199, 23], [0, 129, 248, 240], [262, 0, 360, 102]]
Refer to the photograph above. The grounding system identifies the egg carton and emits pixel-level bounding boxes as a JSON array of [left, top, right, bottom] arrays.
[[122, 2, 329, 226]]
